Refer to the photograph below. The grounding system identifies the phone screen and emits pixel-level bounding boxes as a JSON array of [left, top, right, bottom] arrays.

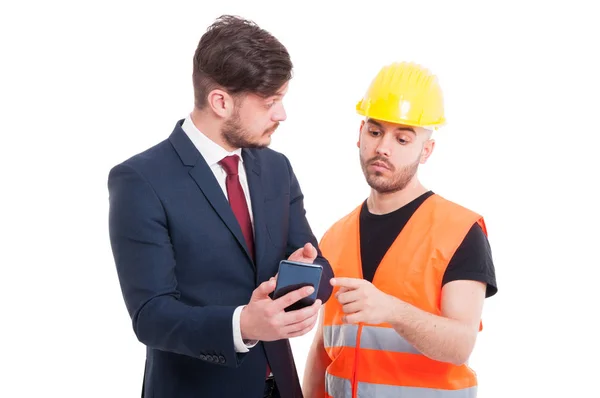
[[273, 260, 322, 312]]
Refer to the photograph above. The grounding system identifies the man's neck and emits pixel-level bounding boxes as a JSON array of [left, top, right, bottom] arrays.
[[367, 179, 429, 215], [190, 109, 236, 152]]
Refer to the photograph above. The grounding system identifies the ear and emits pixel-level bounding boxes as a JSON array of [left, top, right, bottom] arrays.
[[420, 139, 435, 164], [357, 120, 365, 148], [207, 89, 234, 118]]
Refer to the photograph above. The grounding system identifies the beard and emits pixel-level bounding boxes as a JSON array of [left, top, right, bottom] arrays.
[[360, 153, 420, 194], [221, 110, 279, 149]]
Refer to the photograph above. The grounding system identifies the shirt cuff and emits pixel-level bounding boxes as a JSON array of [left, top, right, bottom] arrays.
[[233, 305, 258, 353]]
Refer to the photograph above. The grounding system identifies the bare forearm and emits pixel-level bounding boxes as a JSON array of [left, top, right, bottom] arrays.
[[388, 298, 477, 365], [302, 341, 331, 397]]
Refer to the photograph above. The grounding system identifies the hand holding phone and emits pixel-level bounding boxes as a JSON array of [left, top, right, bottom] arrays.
[[240, 271, 321, 342]]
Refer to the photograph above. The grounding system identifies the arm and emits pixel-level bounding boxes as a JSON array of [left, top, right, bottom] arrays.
[[302, 308, 332, 398], [282, 155, 334, 303], [108, 163, 243, 366], [332, 278, 486, 366], [388, 223, 496, 364], [388, 280, 486, 365]]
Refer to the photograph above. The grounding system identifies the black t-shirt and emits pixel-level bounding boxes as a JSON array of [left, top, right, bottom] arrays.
[[359, 191, 498, 298]]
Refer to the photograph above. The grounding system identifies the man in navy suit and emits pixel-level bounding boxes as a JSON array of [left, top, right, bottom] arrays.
[[108, 15, 334, 398]]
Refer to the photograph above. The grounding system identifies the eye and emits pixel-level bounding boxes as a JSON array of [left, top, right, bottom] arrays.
[[398, 137, 408, 144], [369, 130, 382, 137], [266, 98, 280, 108]]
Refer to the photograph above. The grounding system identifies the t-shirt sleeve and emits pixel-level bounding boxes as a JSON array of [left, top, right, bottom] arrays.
[[442, 222, 498, 298]]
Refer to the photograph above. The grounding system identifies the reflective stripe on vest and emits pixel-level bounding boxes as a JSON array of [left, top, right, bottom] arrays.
[[326, 373, 478, 398], [324, 324, 421, 354]]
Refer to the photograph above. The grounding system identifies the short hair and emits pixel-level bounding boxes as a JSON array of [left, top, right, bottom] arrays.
[[192, 15, 293, 109]]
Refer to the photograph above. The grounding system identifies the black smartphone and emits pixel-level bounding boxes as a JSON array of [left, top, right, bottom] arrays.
[[272, 260, 323, 312]]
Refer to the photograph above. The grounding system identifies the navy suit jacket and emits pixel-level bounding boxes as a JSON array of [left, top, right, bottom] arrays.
[[108, 120, 334, 398]]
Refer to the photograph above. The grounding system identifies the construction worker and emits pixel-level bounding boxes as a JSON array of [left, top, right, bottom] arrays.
[[302, 62, 498, 397]]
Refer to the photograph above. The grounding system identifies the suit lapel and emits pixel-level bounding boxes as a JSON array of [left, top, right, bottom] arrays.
[[188, 164, 255, 262], [169, 123, 254, 266], [242, 149, 267, 271]]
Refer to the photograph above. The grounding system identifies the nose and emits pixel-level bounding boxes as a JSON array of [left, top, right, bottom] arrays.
[[272, 102, 287, 122], [375, 135, 393, 157]]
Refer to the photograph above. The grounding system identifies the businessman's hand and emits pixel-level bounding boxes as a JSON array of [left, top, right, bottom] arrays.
[[331, 277, 396, 325], [240, 278, 321, 342], [287, 242, 318, 264]]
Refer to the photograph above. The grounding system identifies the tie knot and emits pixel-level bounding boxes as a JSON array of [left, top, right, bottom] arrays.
[[219, 155, 240, 176]]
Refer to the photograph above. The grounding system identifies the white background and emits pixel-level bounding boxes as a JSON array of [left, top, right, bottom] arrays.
[[2, 1, 599, 397]]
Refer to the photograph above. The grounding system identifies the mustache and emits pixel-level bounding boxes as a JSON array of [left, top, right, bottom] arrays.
[[368, 156, 394, 171], [265, 122, 279, 134]]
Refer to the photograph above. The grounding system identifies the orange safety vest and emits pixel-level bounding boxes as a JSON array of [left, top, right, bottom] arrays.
[[320, 194, 487, 398]]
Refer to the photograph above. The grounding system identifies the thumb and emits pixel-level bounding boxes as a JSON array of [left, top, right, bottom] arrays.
[[253, 279, 276, 299], [303, 243, 318, 260]]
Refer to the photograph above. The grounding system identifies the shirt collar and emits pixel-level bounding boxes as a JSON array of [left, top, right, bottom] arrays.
[[181, 114, 243, 167]]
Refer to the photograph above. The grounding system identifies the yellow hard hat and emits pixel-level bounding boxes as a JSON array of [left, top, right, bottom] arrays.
[[356, 62, 445, 129]]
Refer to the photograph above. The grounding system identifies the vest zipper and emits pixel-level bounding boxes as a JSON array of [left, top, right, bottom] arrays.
[[352, 324, 363, 398]]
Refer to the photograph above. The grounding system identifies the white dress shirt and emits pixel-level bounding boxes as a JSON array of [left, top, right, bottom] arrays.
[[181, 115, 258, 353]]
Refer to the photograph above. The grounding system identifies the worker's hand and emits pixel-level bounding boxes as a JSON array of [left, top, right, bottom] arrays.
[[240, 277, 322, 342], [330, 277, 396, 325], [287, 242, 318, 264]]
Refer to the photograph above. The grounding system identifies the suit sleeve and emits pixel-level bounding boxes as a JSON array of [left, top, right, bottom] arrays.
[[281, 155, 334, 304], [108, 163, 245, 367]]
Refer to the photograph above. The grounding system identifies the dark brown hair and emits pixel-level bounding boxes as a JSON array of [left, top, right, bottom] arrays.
[[192, 15, 293, 109]]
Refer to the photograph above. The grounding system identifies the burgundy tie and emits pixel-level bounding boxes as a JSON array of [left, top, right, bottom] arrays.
[[219, 155, 271, 378], [218, 155, 255, 260]]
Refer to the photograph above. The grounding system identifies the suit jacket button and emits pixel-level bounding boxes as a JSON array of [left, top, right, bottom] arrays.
[[200, 355, 207, 361], [219, 355, 226, 363], [212, 355, 219, 362]]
